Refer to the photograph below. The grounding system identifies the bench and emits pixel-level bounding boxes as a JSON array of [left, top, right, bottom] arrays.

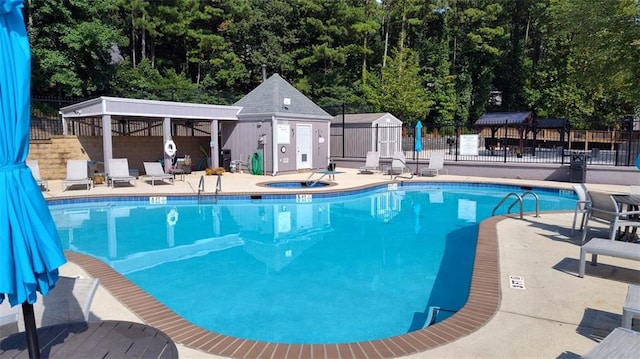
[[623, 284, 640, 329], [583, 327, 640, 358], [579, 238, 640, 278]]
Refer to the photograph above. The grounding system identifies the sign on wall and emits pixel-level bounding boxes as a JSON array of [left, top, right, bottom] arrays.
[[277, 124, 290, 144], [459, 134, 479, 156]]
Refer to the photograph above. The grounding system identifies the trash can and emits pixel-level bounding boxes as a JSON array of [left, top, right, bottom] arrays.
[[220, 149, 232, 172], [570, 153, 587, 183]]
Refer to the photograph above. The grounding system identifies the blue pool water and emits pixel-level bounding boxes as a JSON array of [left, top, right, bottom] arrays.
[[51, 183, 576, 344]]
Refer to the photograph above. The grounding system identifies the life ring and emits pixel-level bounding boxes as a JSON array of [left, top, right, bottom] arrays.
[[164, 140, 177, 157], [167, 209, 179, 226]]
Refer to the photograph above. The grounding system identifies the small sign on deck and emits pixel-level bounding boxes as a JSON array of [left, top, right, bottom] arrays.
[[509, 275, 526, 290]]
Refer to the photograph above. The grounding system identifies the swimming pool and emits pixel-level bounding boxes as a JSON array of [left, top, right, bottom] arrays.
[[51, 183, 576, 344]]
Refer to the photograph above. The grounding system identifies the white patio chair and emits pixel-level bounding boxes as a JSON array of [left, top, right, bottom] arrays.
[[62, 160, 91, 191], [571, 183, 590, 235], [26, 160, 48, 191], [359, 151, 380, 174], [581, 191, 640, 243], [420, 152, 447, 176], [582, 327, 640, 358], [107, 158, 136, 188], [143, 161, 175, 186]]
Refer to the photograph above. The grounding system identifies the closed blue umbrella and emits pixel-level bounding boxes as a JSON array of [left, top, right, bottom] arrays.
[[415, 120, 423, 173], [1, 2, 67, 358]]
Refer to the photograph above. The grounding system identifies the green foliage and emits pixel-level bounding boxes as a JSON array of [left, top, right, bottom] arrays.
[[377, 49, 433, 125], [24, 0, 640, 130]]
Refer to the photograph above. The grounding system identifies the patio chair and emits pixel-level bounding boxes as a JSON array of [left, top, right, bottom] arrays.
[[62, 160, 91, 191], [582, 327, 640, 358], [359, 151, 380, 174], [26, 160, 48, 191], [107, 158, 136, 188], [0, 276, 100, 332], [420, 152, 446, 176], [143, 161, 175, 186], [571, 183, 590, 235], [581, 191, 640, 243], [388, 152, 413, 179]]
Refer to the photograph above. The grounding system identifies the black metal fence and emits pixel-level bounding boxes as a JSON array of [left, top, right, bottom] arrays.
[[31, 97, 640, 167], [329, 123, 640, 167]]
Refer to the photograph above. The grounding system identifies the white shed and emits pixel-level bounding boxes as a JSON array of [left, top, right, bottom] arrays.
[[331, 113, 402, 158]]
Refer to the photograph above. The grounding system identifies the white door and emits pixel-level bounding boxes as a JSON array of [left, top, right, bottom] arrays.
[[296, 124, 312, 169], [378, 125, 400, 158]]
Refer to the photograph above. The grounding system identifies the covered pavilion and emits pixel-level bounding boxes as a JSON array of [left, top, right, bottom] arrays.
[[59, 97, 241, 172]]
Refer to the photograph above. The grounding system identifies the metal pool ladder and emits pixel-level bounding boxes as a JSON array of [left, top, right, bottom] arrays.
[[198, 174, 222, 202], [492, 190, 540, 219]]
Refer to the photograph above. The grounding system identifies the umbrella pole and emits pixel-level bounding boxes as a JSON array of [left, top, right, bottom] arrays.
[[21, 302, 41, 359]]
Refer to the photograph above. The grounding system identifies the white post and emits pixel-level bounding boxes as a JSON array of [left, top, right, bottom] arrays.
[[163, 117, 172, 170], [102, 115, 112, 174]]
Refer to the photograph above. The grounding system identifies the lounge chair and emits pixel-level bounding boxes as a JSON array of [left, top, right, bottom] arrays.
[[143, 161, 175, 186], [0, 276, 100, 332], [622, 284, 640, 329], [359, 151, 380, 174], [420, 152, 446, 176], [26, 160, 48, 191], [571, 183, 590, 235], [62, 160, 91, 191], [107, 158, 136, 188], [581, 191, 640, 243], [388, 152, 413, 179], [579, 237, 640, 278], [582, 327, 640, 358]]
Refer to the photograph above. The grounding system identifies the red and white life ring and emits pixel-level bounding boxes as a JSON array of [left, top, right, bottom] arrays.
[[164, 140, 177, 157]]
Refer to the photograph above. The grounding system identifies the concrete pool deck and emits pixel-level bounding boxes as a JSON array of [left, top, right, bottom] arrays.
[[10, 169, 640, 358]]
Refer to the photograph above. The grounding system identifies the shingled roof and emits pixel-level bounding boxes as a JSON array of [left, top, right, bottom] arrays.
[[234, 73, 332, 119], [334, 113, 398, 124], [475, 112, 533, 127]]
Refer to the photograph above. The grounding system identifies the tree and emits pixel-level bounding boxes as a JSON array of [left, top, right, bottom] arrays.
[[372, 48, 433, 124], [524, 0, 640, 129], [29, 0, 126, 97], [447, 0, 507, 122]]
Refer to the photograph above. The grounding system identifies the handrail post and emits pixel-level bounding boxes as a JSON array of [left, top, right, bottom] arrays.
[[198, 175, 205, 196]]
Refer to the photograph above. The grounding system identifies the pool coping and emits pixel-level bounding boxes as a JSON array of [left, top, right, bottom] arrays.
[[63, 212, 505, 359]]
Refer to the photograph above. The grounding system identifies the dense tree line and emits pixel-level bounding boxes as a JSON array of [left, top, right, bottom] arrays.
[[24, 0, 640, 129]]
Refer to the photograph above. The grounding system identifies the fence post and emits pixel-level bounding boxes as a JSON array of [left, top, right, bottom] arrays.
[[627, 117, 633, 166], [454, 121, 460, 161], [341, 103, 345, 158], [503, 120, 508, 163], [561, 119, 566, 165], [374, 124, 379, 152]]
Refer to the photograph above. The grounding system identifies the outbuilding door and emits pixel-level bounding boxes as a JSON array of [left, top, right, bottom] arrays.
[[296, 124, 312, 169], [378, 125, 401, 158]]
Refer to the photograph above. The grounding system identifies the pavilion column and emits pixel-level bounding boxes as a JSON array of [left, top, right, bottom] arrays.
[[210, 120, 219, 168], [62, 116, 68, 135], [163, 117, 172, 170], [102, 115, 113, 174]]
